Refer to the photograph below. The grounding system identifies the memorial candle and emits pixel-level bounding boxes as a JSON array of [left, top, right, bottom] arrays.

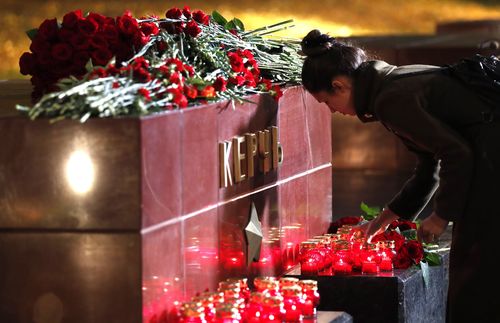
[[361, 260, 379, 274], [379, 257, 394, 272], [281, 286, 305, 322], [298, 280, 319, 319]]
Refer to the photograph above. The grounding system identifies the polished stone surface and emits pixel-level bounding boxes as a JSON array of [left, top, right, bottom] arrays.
[[0, 85, 333, 322], [315, 311, 353, 323]]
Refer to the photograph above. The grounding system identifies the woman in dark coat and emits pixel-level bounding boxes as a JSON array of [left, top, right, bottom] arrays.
[[300, 29, 500, 323]]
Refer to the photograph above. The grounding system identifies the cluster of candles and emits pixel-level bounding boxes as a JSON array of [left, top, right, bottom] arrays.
[[299, 225, 397, 276], [176, 276, 320, 322]]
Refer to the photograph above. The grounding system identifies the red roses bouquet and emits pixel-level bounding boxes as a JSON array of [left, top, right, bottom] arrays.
[[17, 7, 301, 122]]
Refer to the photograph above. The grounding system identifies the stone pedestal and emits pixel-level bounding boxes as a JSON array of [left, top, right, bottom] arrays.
[[0, 84, 333, 322], [285, 252, 449, 323]]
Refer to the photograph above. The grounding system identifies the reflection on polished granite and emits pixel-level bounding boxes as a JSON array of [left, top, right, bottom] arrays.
[[332, 169, 433, 221]]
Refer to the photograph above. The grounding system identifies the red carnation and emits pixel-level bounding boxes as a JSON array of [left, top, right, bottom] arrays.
[[272, 85, 283, 101], [133, 67, 152, 83], [166, 8, 183, 19], [200, 85, 216, 98], [140, 22, 159, 36], [138, 88, 151, 101], [213, 77, 227, 92], [229, 75, 245, 86], [62, 10, 83, 29], [192, 10, 210, 25], [184, 85, 198, 99], [182, 6, 192, 19], [228, 52, 244, 73], [185, 20, 201, 37]]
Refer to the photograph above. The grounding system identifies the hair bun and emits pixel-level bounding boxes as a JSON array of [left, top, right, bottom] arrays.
[[300, 29, 337, 57]]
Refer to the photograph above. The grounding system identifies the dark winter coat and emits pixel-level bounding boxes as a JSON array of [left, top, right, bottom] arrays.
[[353, 60, 500, 323]]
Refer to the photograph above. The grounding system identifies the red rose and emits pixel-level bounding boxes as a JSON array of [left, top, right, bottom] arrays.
[[90, 35, 108, 49], [19, 52, 36, 75], [101, 24, 119, 41], [185, 20, 201, 37], [117, 14, 139, 35], [87, 12, 107, 26], [78, 19, 99, 37], [36, 50, 53, 66], [91, 48, 113, 66], [405, 240, 424, 264], [213, 77, 227, 92], [392, 220, 417, 231], [73, 51, 90, 67], [393, 247, 412, 269], [192, 10, 210, 25], [140, 22, 159, 36], [166, 8, 183, 19], [29, 36, 50, 54], [62, 10, 83, 29], [37, 18, 59, 41], [51, 43, 73, 61], [70, 33, 90, 50], [58, 28, 74, 41]]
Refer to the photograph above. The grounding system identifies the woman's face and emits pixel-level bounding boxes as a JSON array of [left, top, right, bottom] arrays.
[[312, 76, 356, 116]]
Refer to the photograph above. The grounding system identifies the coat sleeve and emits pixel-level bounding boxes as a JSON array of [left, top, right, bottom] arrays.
[[374, 86, 474, 222]]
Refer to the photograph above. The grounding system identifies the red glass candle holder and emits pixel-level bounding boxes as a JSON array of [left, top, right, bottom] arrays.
[[261, 296, 285, 322], [361, 260, 379, 274], [180, 301, 206, 323], [215, 303, 241, 323], [281, 286, 305, 322], [379, 257, 394, 272], [298, 280, 319, 319]]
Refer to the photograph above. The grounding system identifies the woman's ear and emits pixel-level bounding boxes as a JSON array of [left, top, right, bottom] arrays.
[[331, 76, 352, 92]]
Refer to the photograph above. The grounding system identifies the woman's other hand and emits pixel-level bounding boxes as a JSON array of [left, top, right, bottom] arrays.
[[355, 207, 399, 242], [417, 212, 449, 244]]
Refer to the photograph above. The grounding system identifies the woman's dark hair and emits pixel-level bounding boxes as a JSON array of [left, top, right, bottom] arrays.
[[301, 29, 368, 93]]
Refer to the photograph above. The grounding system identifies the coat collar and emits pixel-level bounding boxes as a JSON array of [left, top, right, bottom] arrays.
[[353, 60, 397, 122]]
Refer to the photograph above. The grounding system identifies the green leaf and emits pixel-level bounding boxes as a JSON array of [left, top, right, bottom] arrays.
[[26, 28, 38, 41], [224, 20, 237, 31], [85, 59, 94, 72], [401, 229, 417, 240], [211, 11, 228, 26], [424, 251, 441, 266], [360, 202, 381, 220], [232, 18, 245, 31], [420, 260, 430, 288]]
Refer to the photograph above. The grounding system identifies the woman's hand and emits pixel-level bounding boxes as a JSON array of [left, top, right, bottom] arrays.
[[417, 212, 449, 244], [356, 207, 399, 242]]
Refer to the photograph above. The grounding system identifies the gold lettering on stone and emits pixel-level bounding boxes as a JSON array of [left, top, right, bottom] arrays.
[[233, 136, 246, 183], [245, 133, 257, 178], [219, 141, 233, 188], [219, 127, 282, 188], [258, 130, 272, 174]]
